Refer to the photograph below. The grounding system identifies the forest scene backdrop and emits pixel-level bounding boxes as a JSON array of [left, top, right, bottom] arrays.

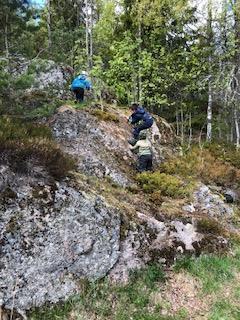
[[2, 0, 240, 146]]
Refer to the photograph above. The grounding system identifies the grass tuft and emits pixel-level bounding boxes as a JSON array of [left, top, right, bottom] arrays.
[[174, 254, 236, 293]]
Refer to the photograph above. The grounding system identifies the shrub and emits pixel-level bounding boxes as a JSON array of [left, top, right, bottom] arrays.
[[161, 147, 240, 187], [196, 217, 226, 236], [0, 117, 76, 179], [136, 172, 191, 198]]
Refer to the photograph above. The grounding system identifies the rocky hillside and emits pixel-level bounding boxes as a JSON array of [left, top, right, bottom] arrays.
[[0, 104, 239, 318]]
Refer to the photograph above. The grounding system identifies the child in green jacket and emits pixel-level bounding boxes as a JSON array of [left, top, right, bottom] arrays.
[[129, 130, 153, 172]]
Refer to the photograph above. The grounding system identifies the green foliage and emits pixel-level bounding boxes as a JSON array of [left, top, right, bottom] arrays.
[[13, 74, 35, 90], [209, 299, 240, 320], [136, 171, 191, 198], [174, 254, 238, 293]]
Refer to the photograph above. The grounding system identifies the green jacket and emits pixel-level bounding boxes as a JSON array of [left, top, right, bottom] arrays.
[[130, 139, 152, 156]]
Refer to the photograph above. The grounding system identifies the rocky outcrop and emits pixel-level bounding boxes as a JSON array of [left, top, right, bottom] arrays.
[[50, 105, 177, 187], [0, 105, 235, 316], [0, 166, 120, 314]]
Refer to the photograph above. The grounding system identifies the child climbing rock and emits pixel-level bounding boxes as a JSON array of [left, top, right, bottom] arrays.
[[71, 71, 92, 102], [129, 130, 153, 172], [128, 103, 153, 145]]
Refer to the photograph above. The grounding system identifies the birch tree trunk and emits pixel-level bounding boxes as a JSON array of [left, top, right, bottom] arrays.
[[233, 0, 240, 148], [90, 0, 93, 69], [234, 107, 240, 148], [207, 73, 213, 141], [206, 0, 213, 142], [47, 0, 52, 51], [85, 0, 90, 72], [180, 105, 184, 145]]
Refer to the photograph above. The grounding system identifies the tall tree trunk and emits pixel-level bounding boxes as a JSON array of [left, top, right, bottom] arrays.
[[4, 13, 9, 66], [89, 0, 93, 70], [234, 107, 240, 148], [207, 72, 213, 142], [180, 105, 184, 145], [206, 0, 213, 142], [47, 0, 52, 52], [138, 22, 142, 103], [85, 0, 90, 72], [233, 0, 240, 148]]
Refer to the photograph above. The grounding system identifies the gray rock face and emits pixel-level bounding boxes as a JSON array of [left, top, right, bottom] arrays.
[[51, 107, 132, 187], [109, 212, 203, 283], [0, 166, 120, 312], [183, 184, 233, 217]]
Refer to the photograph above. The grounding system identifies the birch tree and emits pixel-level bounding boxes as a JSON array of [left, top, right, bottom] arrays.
[[206, 0, 214, 142]]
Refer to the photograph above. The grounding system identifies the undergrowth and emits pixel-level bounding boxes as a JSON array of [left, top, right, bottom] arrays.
[[0, 117, 76, 179], [161, 146, 240, 187], [136, 172, 193, 198]]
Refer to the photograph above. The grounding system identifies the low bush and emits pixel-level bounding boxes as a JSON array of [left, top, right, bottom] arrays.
[[161, 147, 240, 187], [196, 217, 226, 236], [0, 117, 76, 179], [136, 172, 191, 198]]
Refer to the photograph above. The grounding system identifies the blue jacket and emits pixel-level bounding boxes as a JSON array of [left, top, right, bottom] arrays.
[[71, 74, 91, 90], [129, 107, 153, 126]]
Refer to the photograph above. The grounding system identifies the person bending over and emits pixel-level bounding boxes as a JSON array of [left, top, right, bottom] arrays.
[[128, 103, 153, 145]]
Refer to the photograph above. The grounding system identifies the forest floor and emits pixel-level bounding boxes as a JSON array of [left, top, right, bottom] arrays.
[[30, 246, 240, 320]]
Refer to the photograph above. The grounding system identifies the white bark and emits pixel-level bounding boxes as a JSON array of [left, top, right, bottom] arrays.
[[89, 0, 93, 69], [234, 107, 240, 148], [85, 0, 90, 72], [176, 111, 180, 136], [180, 106, 184, 144], [188, 112, 192, 149], [206, 76, 213, 142]]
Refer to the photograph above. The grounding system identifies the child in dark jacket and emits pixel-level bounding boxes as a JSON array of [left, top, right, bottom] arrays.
[[128, 103, 153, 143]]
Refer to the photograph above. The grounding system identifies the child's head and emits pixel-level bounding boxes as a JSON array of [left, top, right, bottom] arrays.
[[130, 102, 139, 111], [138, 130, 147, 140]]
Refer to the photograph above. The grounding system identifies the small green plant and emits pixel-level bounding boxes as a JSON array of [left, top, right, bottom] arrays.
[[136, 172, 191, 198]]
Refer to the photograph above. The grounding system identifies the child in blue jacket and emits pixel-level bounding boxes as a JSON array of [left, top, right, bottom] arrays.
[[71, 71, 92, 102], [128, 103, 153, 144]]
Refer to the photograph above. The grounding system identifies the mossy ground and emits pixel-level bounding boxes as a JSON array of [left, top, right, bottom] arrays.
[[29, 247, 240, 320]]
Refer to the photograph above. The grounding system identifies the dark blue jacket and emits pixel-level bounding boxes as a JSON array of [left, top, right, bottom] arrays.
[[129, 107, 153, 126], [71, 74, 91, 90]]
